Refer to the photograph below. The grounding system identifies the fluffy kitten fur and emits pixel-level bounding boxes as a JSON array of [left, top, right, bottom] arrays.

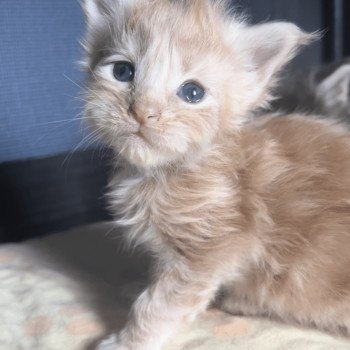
[[269, 58, 350, 120], [82, 1, 350, 349]]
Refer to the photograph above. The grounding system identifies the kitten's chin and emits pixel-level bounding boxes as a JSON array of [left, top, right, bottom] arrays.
[[122, 148, 175, 168], [118, 135, 176, 169]]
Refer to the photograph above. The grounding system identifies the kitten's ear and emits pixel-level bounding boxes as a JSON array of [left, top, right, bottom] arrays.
[[81, 0, 107, 67], [316, 64, 350, 108], [82, 0, 102, 29], [81, 0, 136, 68], [82, 0, 135, 28], [238, 22, 316, 99]]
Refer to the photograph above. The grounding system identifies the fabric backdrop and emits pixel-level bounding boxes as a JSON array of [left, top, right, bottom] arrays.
[[0, 0, 85, 162]]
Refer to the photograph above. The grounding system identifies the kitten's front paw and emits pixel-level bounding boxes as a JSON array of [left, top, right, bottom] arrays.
[[95, 334, 128, 350]]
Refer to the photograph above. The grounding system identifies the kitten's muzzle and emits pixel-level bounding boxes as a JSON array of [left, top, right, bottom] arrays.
[[129, 103, 160, 126]]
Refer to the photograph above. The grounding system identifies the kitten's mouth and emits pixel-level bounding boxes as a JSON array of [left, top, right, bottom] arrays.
[[122, 120, 160, 150], [130, 129, 152, 146], [135, 130, 144, 138]]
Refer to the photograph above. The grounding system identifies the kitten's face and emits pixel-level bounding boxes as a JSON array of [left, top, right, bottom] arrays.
[[83, 0, 311, 168], [84, 1, 242, 168]]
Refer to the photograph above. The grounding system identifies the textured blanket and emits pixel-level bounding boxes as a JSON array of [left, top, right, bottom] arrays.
[[1, 223, 350, 350]]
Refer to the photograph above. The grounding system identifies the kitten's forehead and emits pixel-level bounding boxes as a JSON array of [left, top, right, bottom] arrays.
[[135, 39, 182, 96], [119, 0, 224, 59]]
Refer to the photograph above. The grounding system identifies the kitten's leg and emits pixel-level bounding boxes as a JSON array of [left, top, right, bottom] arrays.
[[215, 284, 265, 317], [96, 266, 218, 350], [217, 294, 261, 317]]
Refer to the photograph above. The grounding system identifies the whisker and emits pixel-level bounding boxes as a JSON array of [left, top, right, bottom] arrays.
[[63, 74, 87, 91], [60, 127, 103, 170], [35, 116, 98, 126]]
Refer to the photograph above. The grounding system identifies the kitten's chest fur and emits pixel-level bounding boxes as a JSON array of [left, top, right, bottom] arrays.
[[110, 163, 239, 258]]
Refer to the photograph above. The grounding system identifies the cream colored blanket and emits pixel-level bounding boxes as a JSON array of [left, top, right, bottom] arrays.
[[1, 223, 349, 350]]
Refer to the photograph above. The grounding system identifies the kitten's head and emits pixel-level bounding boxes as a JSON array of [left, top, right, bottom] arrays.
[[82, 0, 313, 169]]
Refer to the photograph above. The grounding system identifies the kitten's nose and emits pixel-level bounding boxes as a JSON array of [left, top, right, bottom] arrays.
[[129, 103, 159, 125]]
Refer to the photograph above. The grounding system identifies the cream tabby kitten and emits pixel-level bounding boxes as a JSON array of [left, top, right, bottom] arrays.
[[82, 1, 350, 349]]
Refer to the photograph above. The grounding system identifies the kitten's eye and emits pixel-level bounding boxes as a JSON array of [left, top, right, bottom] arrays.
[[177, 81, 205, 104], [113, 61, 135, 82]]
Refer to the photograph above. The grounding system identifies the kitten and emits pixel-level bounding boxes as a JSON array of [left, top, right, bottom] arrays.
[[269, 59, 350, 120], [82, 1, 350, 349]]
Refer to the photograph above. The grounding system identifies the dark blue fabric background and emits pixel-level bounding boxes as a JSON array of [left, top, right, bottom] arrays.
[[0, 1, 85, 162]]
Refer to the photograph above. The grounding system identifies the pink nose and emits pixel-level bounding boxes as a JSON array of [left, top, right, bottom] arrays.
[[129, 104, 159, 125]]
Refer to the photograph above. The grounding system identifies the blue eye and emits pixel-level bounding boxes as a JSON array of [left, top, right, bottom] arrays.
[[177, 81, 205, 104], [113, 61, 135, 82]]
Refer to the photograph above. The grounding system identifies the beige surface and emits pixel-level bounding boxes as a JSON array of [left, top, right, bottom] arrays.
[[1, 223, 350, 350]]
